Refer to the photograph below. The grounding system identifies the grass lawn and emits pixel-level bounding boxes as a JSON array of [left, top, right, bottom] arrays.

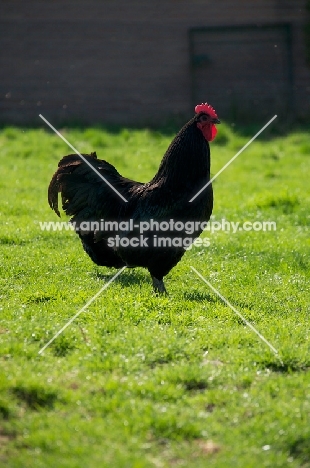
[[0, 121, 309, 467]]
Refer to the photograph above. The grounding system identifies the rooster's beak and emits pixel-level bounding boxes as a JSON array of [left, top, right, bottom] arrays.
[[212, 118, 221, 124]]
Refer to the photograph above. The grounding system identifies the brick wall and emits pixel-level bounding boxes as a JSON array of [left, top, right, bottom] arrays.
[[0, 0, 309, 125]]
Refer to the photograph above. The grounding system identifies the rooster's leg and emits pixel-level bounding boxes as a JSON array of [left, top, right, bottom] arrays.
[[151, 276, 167, 295]]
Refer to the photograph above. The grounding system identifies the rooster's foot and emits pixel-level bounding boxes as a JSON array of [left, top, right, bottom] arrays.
[[151, 276, 167, 295]]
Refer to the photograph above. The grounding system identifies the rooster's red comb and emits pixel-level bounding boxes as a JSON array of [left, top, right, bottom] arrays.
[[195, 102, 218, 119]]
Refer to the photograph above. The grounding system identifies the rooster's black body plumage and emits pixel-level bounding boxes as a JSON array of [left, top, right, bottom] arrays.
[[48, 110, 218, 293]]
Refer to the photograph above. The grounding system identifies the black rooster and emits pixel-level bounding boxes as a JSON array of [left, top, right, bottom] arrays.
[[48, 103, 220, 293]]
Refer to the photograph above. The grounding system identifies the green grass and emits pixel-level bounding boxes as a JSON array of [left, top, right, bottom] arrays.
[[0, 122, 309, 468]]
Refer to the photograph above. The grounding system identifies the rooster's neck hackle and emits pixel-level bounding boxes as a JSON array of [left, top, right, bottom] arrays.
[[150, 118, 211, 190]]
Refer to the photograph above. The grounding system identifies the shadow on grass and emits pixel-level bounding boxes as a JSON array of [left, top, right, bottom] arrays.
[[92, 268, 148, 288], [260, 359, 309, 373], [0, 402, 11, 420], [288, 436, 310, 465], [0, 237, 30, 246], [26, 294, 56, 304], [183, 291, 218, 303], [11, 385, 59, 410]]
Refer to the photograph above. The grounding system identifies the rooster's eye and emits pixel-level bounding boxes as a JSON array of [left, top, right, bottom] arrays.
[[199, 115, 209, 122]]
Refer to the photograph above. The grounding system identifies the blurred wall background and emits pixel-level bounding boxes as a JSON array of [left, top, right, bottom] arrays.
[[0, 0, 309, 126]]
